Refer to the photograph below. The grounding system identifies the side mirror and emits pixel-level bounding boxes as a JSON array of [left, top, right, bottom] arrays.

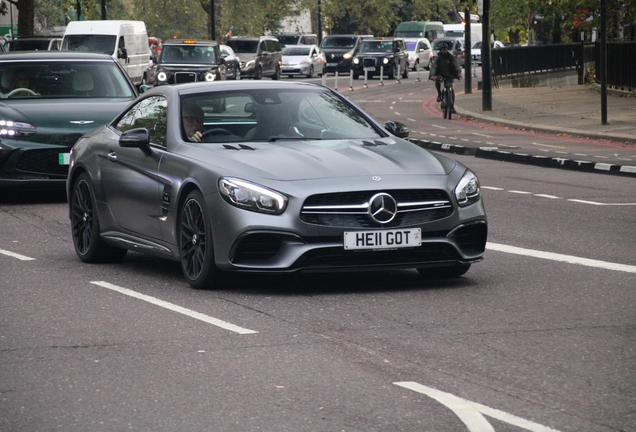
[[119, 128, 152, 155], [384, 121, 409, 138], [118, 47, 128, 59]]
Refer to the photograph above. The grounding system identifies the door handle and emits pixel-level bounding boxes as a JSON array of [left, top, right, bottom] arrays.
[[107, 151, 117, 161]]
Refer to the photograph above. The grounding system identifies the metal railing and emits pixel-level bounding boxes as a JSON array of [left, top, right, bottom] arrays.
[[490, 42, 636, 91]]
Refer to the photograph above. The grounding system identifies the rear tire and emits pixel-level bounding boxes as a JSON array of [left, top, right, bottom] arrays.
[[417, 264, 471, 279], [179, 190, 221, 289], [70, 173, 127, 263]]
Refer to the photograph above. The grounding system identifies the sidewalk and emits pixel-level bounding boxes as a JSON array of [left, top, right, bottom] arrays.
[[421, 83, 636, 177], [455, 83, 636, 143]]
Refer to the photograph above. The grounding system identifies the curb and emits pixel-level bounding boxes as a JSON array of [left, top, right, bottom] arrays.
[[409, 139, 636, 178]]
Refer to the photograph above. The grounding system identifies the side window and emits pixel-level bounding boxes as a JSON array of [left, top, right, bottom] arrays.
[[259, 41, 267, 53], [115, 96, 168, 148]]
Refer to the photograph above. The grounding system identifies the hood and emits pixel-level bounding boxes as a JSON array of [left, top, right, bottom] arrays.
[[188, 138, 456, 181], [0, 98, 131, 148], [282, 55, 311, 62]]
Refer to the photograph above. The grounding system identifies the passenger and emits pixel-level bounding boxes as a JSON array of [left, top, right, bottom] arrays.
[[182, 101, 204, 142]]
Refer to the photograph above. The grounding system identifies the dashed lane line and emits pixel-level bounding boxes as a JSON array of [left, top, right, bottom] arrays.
[[91, 281, 259, 335], [0, 248, 35, 260]]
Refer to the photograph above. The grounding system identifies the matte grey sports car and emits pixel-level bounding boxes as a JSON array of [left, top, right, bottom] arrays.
[[0, 51, 138, 189], [67, 81, 487, 289]]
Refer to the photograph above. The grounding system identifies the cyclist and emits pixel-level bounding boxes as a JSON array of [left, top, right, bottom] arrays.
[[429, 42, 462, 113]]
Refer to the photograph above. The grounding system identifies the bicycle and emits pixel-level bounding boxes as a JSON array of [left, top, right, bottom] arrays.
[[439, 76, 455, 119]]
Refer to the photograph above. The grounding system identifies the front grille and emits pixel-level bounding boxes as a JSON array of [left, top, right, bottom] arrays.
[[298, 243, 461, 270], [301, 189, 454, 228], [13, 148, 69, 177], [174, 72, 197, 83], [363, 57, 377, 68]]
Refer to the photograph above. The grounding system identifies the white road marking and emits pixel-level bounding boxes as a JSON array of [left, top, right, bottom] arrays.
[[0, 249, 36, 260], [568, 199, 636, 206], [534, 194, 561, 199], [91, 281, 259, 334], [406, 118, 417, 122], [482, 186, 504, 190], [509, 190, 533, 194], [532, 142, 563, 149], [431, 125, 447, 129], [487, 243, 636, 273], [394, 382, 561, 432], [472, 133, 493, 138]]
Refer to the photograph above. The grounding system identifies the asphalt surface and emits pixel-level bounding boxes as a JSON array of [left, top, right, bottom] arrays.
[[415, 82, 636, 177]]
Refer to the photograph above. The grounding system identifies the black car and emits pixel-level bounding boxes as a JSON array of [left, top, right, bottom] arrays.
[[225, 36, 282, 80], [0, 51, 138, 189], [153, 39, 227, 86], [351, 37, 409, 80], [6, 35, 62, 51], [320, 34, 373, 75]]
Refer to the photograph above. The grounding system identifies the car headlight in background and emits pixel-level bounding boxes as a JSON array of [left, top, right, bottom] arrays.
[[0, 119, 36, 137], [219, 177, 288, 214], [343, 50, 354, 60], [244, 60, 255, 69], [353, 58, 360, 64], [455, 170, 480, 207], [204, 72, 216, 81], [383, 58, 390, 64], [157, 71, 167, 82]]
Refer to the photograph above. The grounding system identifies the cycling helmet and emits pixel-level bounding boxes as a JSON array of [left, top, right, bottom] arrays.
[[437, 42, 449, 51]]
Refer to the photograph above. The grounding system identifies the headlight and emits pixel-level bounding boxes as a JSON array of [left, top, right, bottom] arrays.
[[219, 177, 288, 214], [343, 50, 353, 60], [245, 60, 255, 69], [204, 72, 216, 81], [455, 170, 480, 207], [157, 71, 167, 82], [383, 58, 390, 65], [300, 60, 310, 65], [0, 119, 36, 137], [353, 58, 360, 65]]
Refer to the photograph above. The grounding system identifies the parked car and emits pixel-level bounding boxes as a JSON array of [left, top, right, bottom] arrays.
[[220, 44, 241, 80], [404, 38, 432, 70], [0, 51, 138, 189], [470, 40, 505, 65], [6, 36, 62, 51], [271, 33, 318, 47], [351, 37, 409, 80], [225, 36, 281, 80], [431, 37, 466, 67], [281, 44, 326, 78], [320, 34, 373, 75], [153, 39, 227, 85], [67, 80, 487, 289]]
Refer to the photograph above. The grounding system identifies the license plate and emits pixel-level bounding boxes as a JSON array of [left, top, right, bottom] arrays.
[[58, 153, 70, 165], [363, 67, 376, 72], [344, 228, 421, 250], [326, 63, 337, 67]]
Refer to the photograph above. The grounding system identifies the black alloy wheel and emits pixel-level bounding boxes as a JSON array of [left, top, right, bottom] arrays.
[[179, 190, 219, 289], [70, 173, 127, 263]]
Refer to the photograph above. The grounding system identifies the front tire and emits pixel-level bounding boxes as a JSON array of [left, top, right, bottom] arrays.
[[70, 173, 127, 263], [179, 190, 220, 289], [417, 264, 471, 279]]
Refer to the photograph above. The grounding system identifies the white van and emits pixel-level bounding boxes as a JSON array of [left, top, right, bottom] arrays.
[[443, 23, 483, 44], [61, 20, 149, 86]]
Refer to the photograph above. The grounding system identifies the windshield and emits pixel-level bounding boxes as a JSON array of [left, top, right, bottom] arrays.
[[320, 36, 357, 49], [359, 41, 393, 53], [226, 40, 258, 54], [0, 60, 136, 99], [395, 31, 423, 38], [282, 47, 311, 56], [180, 88, 383, 143], [61, 35, 117, 55], [159, 45, 218, 65]]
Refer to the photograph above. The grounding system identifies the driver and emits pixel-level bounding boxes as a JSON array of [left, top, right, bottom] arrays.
[[11, 70, 38, 96], [182, 101, 204, 142]]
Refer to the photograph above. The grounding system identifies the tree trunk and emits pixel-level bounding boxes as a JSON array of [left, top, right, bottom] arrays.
[[16, 0, 34, 37]]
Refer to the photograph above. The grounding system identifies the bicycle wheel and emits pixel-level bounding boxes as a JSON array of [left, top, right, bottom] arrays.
[[444, 87, 453, 119]]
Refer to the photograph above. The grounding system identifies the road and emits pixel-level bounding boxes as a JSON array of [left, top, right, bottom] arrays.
[[1, 74, 635, 432]]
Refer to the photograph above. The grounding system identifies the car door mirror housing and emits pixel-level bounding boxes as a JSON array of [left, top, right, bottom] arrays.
[[385, 121, 409, 138], [119, 128, 152, 156]]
